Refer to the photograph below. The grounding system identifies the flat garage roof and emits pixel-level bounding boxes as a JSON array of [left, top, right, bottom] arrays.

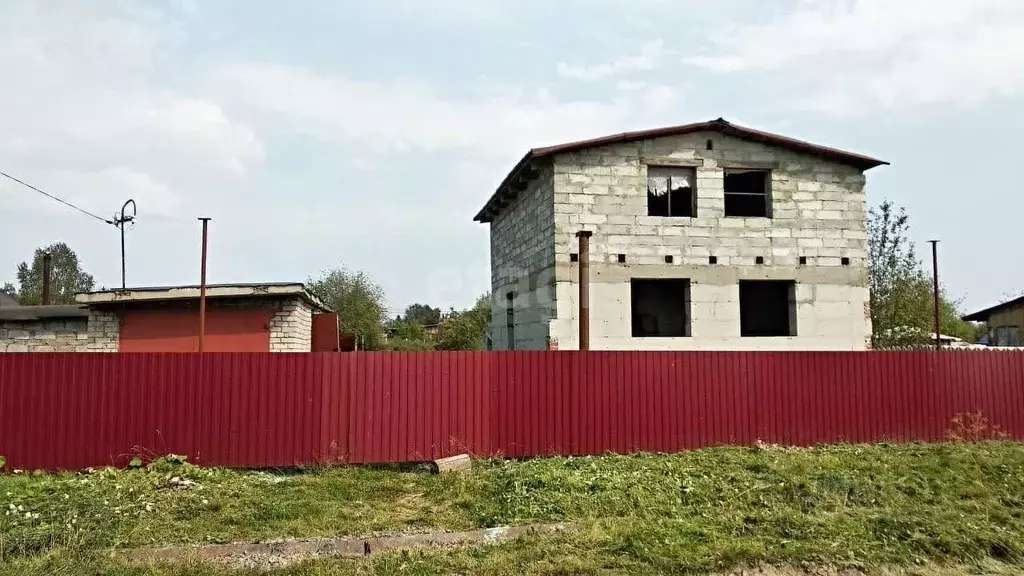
[[76, 283, 328, 311]]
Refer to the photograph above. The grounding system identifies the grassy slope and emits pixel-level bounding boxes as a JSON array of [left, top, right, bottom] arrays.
[[0, 461, 476, 554], [2, 443, 1024, 574]]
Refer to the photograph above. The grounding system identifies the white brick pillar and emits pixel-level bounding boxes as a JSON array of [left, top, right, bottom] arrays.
[[269, 299, 314, 352]]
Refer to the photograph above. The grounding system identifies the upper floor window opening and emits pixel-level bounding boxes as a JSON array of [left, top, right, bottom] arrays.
[[724, 168, 771, 217], [647, 166, 696, 218]]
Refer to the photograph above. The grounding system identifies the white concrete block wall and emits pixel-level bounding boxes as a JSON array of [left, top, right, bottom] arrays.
[[551, 131, 868, 267], [269, 298, 314, 352], [489, 165, 557, 350], [547, 131, 872, 351], [0, 318, 88, 352], [0, 311, 119, 352], [488, 129, 876, 351], [553, 276, 869, 351]]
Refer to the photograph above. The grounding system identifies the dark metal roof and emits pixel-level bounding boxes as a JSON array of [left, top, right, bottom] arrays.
[[474, 118, 889, 223], [0, 305, 89, 321], [962, 296, 1024, 322], [83, 282, 306, 294], [0, 293, 18, 307]]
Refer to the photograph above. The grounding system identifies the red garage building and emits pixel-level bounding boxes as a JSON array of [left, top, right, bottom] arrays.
[[75, 283, 339, 353]]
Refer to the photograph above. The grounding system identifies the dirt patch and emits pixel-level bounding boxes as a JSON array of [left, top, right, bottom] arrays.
[[119, 522, 577, 570]]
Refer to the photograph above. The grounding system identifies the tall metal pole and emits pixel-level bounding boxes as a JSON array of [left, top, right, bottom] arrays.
[[576, 230, 592, 351], [198, 217, 211, 353], [928, 240, 941, 350], [41, 252, 52, 305], [113, 199, 136, 289]]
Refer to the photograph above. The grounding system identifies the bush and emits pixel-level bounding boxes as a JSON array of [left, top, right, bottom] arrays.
[[382, 337, 434, 352]]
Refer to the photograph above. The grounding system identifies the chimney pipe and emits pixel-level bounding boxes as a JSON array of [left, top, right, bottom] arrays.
[[198, 217, 211, 353], [576, 230, 592, 351], [42, 252, 52, 305], [929, 240, 941, 350]]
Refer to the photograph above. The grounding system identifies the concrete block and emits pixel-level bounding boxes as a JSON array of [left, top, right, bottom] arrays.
[[607, 214, 636, 226], [797, 181, 824, 192], [630, 225, 658, 235], [717, 218, 745, 228]]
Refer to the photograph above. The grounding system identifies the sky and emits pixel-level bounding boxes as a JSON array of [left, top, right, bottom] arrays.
[[1, 0, 1023, 316]]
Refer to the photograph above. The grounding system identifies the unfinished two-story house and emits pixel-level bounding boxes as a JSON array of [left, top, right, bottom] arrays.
[[475, 118, 888, 351]]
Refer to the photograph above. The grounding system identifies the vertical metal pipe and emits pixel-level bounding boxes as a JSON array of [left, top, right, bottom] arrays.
[[576, 231, 592, 351], [41, 252, 52, 305], [198, 217, 211, 353], [116, 199, 137, 290], [929, 239, 941, 350], [120, 224, 127, 290]]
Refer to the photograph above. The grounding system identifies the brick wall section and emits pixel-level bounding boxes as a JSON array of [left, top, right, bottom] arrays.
[[85, 311, 120, 351], [488, 164, 556, 350], [0, 318, 88, 352], [269, 298, 313, 352], [0, 311, 119, 352]]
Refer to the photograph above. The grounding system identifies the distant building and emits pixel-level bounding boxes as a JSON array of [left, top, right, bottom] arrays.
[[964, 297, 1024, 347], [0, 293, 18, 308], [0, 282, 340, 353]]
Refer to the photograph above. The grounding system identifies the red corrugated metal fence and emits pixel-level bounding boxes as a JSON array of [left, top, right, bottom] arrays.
[[1, 351, 1022, 471]]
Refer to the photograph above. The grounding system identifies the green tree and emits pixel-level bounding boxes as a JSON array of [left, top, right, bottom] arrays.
[[401, 303, 441, 326], [391, 320, 429, 341], [7, 242, 95, 305], [868, 201, 974, 346], [382, 336, 435, 351], [308, 267, 388, 350], [435, 294, 492, 351]]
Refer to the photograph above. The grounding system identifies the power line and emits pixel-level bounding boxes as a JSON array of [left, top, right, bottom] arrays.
[[0, 170, 114, 225]]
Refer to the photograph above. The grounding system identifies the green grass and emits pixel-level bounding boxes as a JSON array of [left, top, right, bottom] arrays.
[[0, 458, 478, 555], [3, 443, 1024, 574]]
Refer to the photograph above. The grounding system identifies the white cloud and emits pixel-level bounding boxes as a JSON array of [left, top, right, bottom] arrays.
[[42, 167, 181, 219], [686, 0, 1024, 114], [616, 80, 647, 91], [0, 3, 264, 218], [557, 40, 666, 81], [214, 62, 680, 160], [352, 0, 504, 25]]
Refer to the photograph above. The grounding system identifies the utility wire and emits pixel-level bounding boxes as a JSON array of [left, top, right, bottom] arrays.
[[0, 170, 114, 225]]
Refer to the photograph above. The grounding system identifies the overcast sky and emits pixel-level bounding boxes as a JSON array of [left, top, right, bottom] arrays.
[[1, 0, 1022, 315]]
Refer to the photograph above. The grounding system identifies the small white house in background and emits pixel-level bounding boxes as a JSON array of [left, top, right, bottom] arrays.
[[476, 118, 888, 351]]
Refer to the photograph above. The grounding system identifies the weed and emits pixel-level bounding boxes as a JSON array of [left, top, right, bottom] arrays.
[[946, 410, 1009, 442]]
